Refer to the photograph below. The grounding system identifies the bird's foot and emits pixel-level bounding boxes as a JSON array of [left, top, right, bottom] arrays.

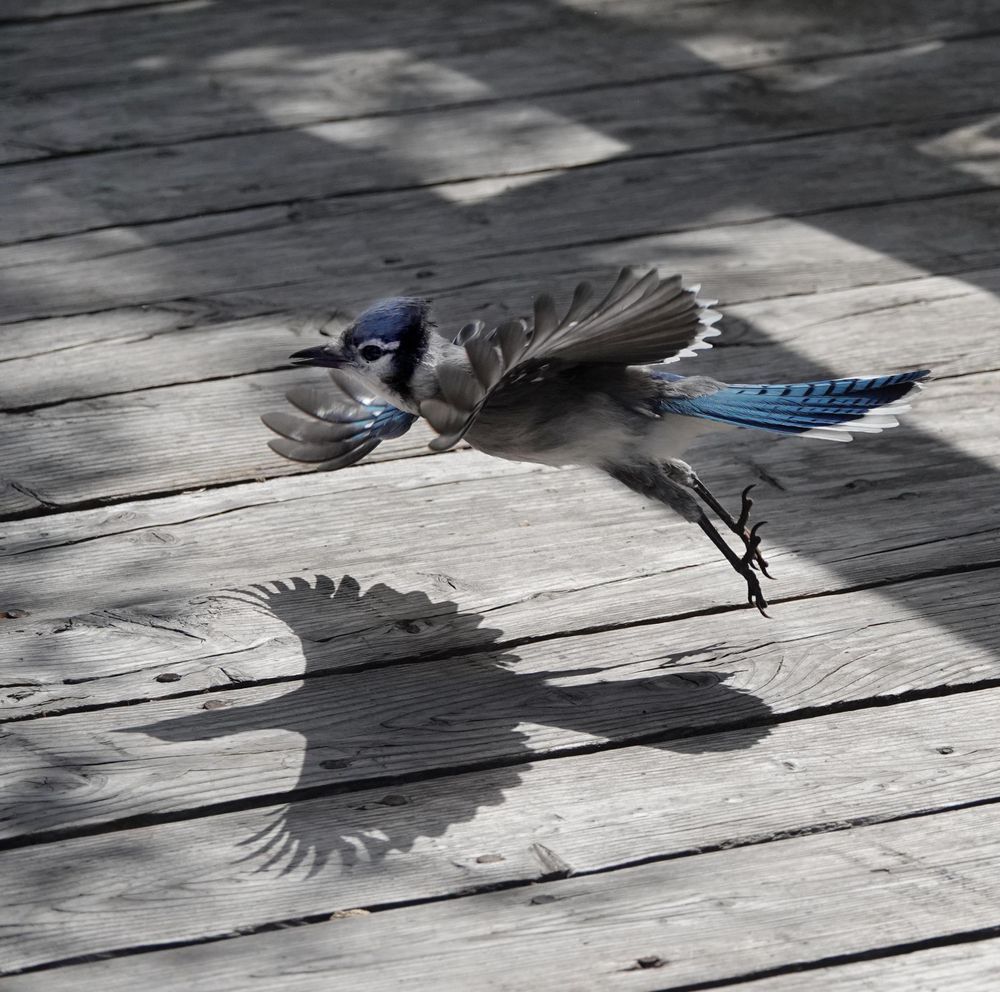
[[696, 512, 772, 618], [738, 552, 770, 617], [735, 483, 755, 533], [736, 486, 773, 578]]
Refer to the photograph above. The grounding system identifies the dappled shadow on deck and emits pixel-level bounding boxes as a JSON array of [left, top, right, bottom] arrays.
[[1, 0, 997, 668], [2, 1, 1000, 889]]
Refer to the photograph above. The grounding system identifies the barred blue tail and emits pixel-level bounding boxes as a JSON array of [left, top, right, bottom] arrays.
[[657, 370, 929, 442]]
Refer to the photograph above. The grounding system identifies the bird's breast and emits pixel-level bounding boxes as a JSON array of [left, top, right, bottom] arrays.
[[465, 387, 646, 468]]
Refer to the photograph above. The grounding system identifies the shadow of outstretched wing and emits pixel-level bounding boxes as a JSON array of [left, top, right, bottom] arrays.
[[130, 573, 773, 876]]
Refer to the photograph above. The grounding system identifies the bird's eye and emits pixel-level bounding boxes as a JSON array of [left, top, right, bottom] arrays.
[[360, 345, 384, 362]]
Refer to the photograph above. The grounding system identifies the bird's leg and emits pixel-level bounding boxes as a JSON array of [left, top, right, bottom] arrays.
[[693, 479, 771, 577], [697, 515, 770, 617], [669, 465, 772, 578], [606, 462, 770, 617]]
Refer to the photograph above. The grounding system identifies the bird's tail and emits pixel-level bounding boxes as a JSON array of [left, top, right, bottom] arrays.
[[657, 370, 929, 442]]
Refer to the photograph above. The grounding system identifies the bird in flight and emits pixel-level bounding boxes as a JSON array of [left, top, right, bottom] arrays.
[[264, 268, 927, 615]]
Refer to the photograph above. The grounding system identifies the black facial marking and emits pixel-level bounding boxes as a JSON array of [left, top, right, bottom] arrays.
[[386, 305, 429, 400]]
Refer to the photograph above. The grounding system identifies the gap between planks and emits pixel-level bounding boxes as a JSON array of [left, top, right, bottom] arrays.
[[5, 802, 1000, 990], [3, 565, 999, 845], [5, 98, 1000, 245], [4, 4, 999, 166], [2, 674, 1000, 974], [1, 259, 996, 518], [2, 376, 997, 714]]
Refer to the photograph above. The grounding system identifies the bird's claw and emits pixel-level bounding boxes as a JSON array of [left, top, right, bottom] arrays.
[[741, 559, 770, 617], [741, 520, 774, 579], [736, 484, 755, 533], [691, 476, 775, 613], [729, 515, 771, 615], [734, 484, 773, 577], [733, 515, 769, 578]]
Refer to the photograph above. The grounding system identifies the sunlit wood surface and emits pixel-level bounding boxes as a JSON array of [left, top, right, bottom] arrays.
[[2, 1, 999, 987]]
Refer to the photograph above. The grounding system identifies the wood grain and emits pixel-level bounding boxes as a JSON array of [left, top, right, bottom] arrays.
[[5, 36, 1000, 243], [4, 117, 1000, 326], [2, 368, 997, 716], [4, 241, 999, 412], [0, 0, 184, 17], [0, 689, 997, 973], [734, 942, 1000, 992], [3, 566, 999, 843], [1, 243, 995, 514], [4, 3, 999, 985], [4, 0, 997, 162], [6, 803, 1000, 990], [2, 463, 998, 718]]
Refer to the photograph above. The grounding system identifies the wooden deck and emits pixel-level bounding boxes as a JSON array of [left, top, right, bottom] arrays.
[[2, 0, 1000, 987]]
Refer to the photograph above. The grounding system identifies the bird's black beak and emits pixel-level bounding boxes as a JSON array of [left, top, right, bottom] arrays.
[[289, 345, 350, 368]]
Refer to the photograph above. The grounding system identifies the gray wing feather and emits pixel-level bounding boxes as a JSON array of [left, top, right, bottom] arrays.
[[454, 320, 485, 346], [496, 318, 529, 367], [437, 362, 482, 412], [419, 398, 468, 438], [422, 267, 722, 450], [464, 332, 504, 391], [267, 436, 381, 467], [263, 411, 369, 445], [263, 367, 416, 467]]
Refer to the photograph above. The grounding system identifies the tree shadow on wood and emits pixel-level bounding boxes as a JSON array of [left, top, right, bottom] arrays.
[[2, 0, 998, 644], [131, 573, 772, 876]]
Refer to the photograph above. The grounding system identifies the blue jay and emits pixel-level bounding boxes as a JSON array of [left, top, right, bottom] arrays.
[[264, 268, 928, 615]]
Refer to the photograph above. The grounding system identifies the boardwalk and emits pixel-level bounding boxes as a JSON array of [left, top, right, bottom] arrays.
[[2, 0, 999, 987]]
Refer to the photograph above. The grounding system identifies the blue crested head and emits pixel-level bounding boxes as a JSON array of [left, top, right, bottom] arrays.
[[349, 297, 430, 351], [290, 296, 431, 404]]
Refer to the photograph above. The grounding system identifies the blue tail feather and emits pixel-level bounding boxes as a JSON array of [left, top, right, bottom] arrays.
[[656, 370, 929, 439]]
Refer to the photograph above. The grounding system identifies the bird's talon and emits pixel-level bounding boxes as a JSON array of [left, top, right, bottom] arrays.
[[736, 484, 756, 532], [739, 519, 772, 577], [740, 520, 767, 568], [739, 560, 770, 617]]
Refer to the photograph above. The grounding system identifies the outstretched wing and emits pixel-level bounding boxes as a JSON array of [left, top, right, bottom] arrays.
[[263, 368, 417, 468], [421, 267, 721, 450]]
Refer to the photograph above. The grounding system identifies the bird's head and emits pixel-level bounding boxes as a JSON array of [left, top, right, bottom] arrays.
[[290, 297, 431, 405]]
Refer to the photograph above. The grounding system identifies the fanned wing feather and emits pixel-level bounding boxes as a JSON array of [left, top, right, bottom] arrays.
[[263, 367, 416, 467], [421, 267, 722, 450]]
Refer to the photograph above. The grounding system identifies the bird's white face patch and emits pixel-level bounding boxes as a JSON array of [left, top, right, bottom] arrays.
[[351, 337, 401, 388]]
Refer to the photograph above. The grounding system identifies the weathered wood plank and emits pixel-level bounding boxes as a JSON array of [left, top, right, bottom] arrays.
[[174, 185, 1000, 343], [735, 941, 1000, 992], [0, 369, 438, 512], [0, 689, 997, 974], [2, 468, 996, 716], [4, 1, 997, 162], [6, 35, 1000, 243], [7, 154, 1000, 334], [1, 229, 994, 514], [0, 0, 699, 160], [0, 0, 183, 17], [3, 565, 999, 842], [0, 358, 992, 571], [4, 113, 1000, 327], [3, 261, 995, 411], [6, 802, 1000, 990], [2, 371, 997, 717]]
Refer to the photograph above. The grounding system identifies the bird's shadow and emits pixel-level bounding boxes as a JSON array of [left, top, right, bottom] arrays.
[[130, 573, 773, 876]]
